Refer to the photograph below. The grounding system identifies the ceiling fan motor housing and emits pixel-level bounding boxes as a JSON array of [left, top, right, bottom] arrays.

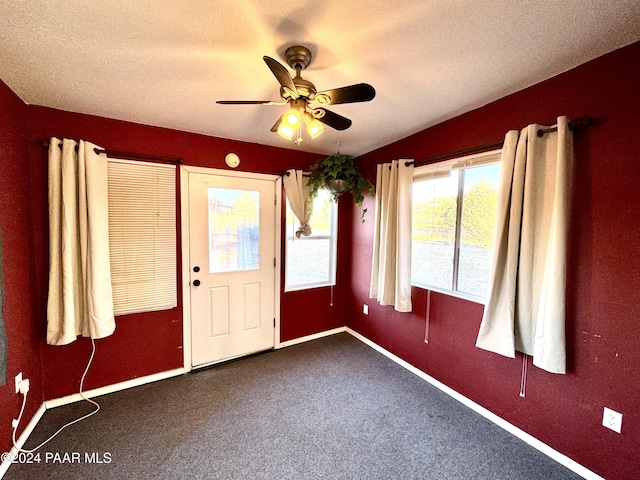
[[286, 77, 316, 99], [285, 45, 312, 70], [280, 46, 317, 100]]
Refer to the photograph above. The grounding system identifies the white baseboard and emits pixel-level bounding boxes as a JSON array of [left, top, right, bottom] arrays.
[[3, 330, 602, 479], [44, 367, 186, 409], [346, 328, 603, 480], [0, 402, 47, 479], [278, 327, 346, 349], [1, 367, 185, 479]]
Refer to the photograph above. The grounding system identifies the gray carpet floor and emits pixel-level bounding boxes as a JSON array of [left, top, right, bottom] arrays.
[[6, 333, 581, 479]]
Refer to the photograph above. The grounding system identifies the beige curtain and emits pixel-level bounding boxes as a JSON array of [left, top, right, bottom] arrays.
[[369, 159, 414, 312], [283, 169, 312, 238], [476, 117, 572, 374], [47, 138, 115, 345]]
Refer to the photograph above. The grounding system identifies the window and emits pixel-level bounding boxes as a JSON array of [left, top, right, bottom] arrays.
[[207, 188, 260, 273], [107, 159, 177, 315], [411, 151, 500, 301], [285, 188, 337, 291]]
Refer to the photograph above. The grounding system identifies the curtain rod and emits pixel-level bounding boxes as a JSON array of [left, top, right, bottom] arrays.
[[94, 148, 184, 165], [409, 116, 594, 168], [40, 141, 184, 165], [279, 171, 310, 177]]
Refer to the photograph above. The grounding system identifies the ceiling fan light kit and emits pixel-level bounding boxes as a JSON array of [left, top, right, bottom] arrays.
[[303, 111, 324, 138], [216, 45, 375, 144]]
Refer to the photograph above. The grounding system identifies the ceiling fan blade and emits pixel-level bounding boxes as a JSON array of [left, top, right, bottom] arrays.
[[314, 83, 376, 105], [216, 100, 285, 105], [263, 56, 298, 96], [314, 108, 352, 131]]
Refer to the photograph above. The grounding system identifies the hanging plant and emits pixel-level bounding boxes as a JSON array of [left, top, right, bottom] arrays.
[[307, 154, 374, 222]]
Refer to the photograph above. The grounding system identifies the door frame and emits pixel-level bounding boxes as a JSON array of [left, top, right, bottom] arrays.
[[180, 165, 282, 372]]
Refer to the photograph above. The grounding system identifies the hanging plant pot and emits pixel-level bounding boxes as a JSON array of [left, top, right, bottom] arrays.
[[307, 154, 375, 222], [325, 179, 349, 200]]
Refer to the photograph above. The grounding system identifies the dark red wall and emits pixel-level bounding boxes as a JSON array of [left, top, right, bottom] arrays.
[[345, 41, 640, 480], [0, 81, 44, 453], [22, 106, 346, 400], [0, 90, 345, 447]]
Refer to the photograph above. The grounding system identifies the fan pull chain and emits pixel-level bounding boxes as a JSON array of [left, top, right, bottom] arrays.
[[519, 354, 528, 398]]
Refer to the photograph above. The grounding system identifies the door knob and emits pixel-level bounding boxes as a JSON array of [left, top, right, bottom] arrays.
[[193, 279, 201, 287]]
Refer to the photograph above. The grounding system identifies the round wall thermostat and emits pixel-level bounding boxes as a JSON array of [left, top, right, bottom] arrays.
[[225, 153, 240, 168]]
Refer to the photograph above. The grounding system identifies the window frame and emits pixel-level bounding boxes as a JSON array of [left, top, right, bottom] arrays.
[[284, 188, 338, 292], [411, 149, 501, 304]]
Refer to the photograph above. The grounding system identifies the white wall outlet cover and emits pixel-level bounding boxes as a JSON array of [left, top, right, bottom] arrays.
[[15, 372, 22, 394], [363, 304, 369, 315], [603, 407, 623, 433], [225, 153, 240, 168]]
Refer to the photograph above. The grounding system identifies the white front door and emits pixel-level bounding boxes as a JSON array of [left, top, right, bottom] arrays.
[[187, 170, 278, 367]]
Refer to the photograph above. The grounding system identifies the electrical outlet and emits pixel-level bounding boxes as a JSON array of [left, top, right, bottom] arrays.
[[15, 372, 22, 394], [363, 304, 369, 315], [602, 407, 623, 433], [18, 378, 30, 395]]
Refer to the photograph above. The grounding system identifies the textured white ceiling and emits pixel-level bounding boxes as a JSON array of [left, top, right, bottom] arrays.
[[1, 1, 639, 156]]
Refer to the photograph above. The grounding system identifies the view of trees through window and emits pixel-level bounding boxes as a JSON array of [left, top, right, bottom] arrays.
[[412, 160, 500, 299], [208, 188, 260, 273]]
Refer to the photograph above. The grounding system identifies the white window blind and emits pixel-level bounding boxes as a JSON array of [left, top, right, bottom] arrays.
[[414, 149, 501, 180], [107, 159, 177, 315]]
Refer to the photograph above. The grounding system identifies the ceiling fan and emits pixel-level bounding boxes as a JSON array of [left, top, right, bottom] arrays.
[[216, 45, 376, 143]]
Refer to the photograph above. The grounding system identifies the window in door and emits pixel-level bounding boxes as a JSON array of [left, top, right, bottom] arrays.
[[207, 188, 260, 273]]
